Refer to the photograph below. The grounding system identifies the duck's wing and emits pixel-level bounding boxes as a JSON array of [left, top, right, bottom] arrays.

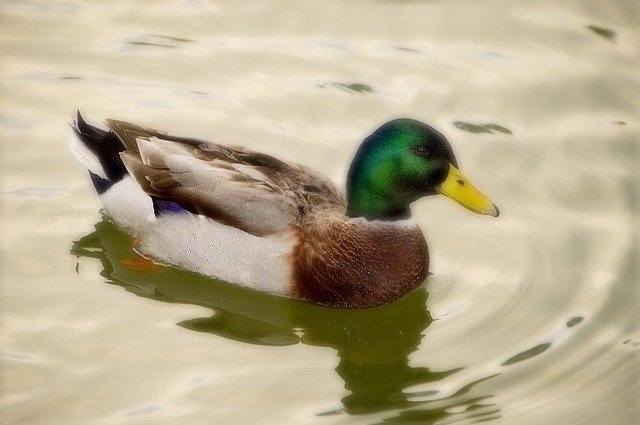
[[108, 120, 346, 237]]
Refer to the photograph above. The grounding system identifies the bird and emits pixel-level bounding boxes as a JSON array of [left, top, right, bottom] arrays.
[[70, 112, 498, 308]]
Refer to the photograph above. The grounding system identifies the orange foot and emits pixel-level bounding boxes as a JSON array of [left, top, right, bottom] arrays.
[[121, 237, 159, 272], [121, 257, 159, 272]]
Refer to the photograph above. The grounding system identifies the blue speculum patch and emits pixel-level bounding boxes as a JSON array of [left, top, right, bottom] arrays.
[[152, 197, 186, 216]]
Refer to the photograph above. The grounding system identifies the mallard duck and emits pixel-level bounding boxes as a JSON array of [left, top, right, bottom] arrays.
[[70, 112, 498, 308]]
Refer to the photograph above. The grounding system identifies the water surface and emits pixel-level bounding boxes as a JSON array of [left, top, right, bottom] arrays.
[[1, 1, 638, 424]]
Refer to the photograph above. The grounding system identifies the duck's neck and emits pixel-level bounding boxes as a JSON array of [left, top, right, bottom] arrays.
[[346, 186, 411, 221]]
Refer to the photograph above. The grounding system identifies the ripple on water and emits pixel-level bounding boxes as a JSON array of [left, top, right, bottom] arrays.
[[586, 25, 617, 42], [318, 82, 376, 94], [126, 33, 196, 49], [453, 121, 513, 135]]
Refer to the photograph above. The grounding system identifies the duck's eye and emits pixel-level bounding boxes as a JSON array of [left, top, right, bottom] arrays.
[[414, 145, 430, 156]]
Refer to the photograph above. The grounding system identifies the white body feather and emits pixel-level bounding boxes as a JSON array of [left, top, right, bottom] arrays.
[[97, 178, 296, 293], [96, 176, 295, 294], [135, 213, 295, 295], [98, 176, 155, 227]]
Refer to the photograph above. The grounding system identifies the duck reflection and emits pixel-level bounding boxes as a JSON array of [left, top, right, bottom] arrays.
[[72, 217, 499, 421]]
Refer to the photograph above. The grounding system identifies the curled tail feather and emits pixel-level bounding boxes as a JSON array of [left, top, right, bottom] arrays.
[[69, 111, 157, 225]]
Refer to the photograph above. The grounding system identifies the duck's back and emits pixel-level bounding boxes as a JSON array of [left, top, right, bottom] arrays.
[[105, 118, 347, 235]]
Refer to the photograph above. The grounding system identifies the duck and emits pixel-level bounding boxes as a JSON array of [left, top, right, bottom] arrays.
[[70, 112, 498, 308]]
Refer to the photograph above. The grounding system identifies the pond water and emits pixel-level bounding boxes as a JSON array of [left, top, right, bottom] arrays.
[[1, 1, 638, 424]]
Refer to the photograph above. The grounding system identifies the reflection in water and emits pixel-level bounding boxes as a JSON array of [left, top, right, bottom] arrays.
[[72, 217, 500, 422]]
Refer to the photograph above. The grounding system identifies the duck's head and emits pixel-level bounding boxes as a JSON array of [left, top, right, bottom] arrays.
[[347, 118, 499, 220]]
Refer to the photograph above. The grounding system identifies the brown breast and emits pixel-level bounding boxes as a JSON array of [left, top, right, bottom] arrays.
[[290, 210, 429, 308]]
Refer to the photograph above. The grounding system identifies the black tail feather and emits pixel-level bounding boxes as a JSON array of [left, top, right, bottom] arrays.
[[88, 171, 113, 195], [73, 111, 128, 183]]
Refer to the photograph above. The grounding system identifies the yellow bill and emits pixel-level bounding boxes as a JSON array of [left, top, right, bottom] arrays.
[[436, 164, 499, 217]]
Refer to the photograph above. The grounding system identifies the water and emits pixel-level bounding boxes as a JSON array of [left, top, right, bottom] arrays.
[[2, 1, 639, 424]]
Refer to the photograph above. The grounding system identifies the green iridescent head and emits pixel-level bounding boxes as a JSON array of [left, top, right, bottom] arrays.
[[346, 118, 499, 220]]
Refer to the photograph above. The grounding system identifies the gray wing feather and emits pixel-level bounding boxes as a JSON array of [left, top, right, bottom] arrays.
[[112, 122, 346, 236]]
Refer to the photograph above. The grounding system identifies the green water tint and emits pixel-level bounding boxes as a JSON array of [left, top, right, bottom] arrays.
[[72, 217, 500, 421]]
